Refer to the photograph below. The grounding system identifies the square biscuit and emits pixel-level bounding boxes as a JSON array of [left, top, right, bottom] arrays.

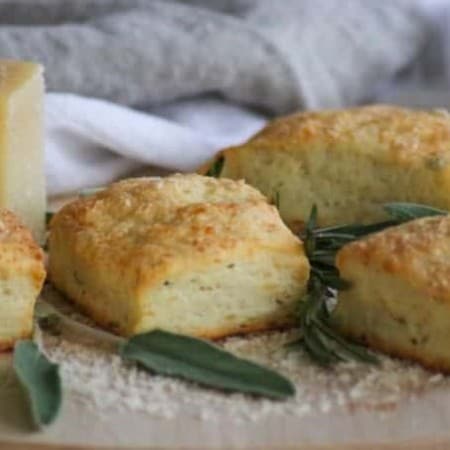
[[209, 105, 450, 230], [333, 215, 450, 372], [0, 210, 45, 350], [49, 174, 310, 338]]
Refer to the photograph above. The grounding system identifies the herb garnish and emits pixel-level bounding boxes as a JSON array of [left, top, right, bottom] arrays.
[[301, 202, 447, 288], [292, 275, 378, 366], [121, 330, 294, 398], [13, 341, 62, 428], [383, 202, 447, 222], [45, 211, 54, 226], [37, 301, 294, 400], [294, 202, 448, 366], [205, 156, 224, 177]]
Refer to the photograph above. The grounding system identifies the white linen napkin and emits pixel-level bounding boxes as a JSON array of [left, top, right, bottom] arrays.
[[45, 94, 266, 196]]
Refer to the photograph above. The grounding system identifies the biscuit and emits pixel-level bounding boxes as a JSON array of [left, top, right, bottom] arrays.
[[206, 105, 450, 230], [48, 174, 309, 338], [0, 210, 45, 350], [333, 215, 450, 372]]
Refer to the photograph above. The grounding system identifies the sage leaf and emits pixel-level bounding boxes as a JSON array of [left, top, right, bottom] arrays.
[[13, 341, 62, 428], [384, 202, 447, 222], [120, 330, 295, 399]]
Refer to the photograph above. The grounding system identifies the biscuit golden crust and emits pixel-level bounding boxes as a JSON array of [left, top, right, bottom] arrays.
[[337, 216, 450, 303], [0, 209, 45, 350], [214, 105, 450, 229], [333, 215, 450, 372], [245, 105, 450, 165], [49, 174, 309, 338]]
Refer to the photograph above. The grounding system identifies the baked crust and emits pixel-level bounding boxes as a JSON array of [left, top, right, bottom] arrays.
[[49, 174, 309, 338], [235, 105, 450, 164], [337, 216, 450, 304]]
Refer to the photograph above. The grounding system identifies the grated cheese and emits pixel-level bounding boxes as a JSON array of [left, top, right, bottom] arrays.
[[41, 326, 450, 423]]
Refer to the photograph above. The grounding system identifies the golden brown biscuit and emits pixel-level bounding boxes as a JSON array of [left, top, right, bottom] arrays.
[[332, 215, 450, 372], [205, 105, 450, 230], [48, 174, 309, 338], [0, 209, 45, 350]]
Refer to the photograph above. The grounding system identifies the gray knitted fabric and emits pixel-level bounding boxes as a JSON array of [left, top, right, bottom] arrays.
[[0, 0, 429, 114]]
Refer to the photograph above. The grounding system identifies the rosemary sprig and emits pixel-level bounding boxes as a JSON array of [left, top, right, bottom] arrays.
[[45, 211, 54, 226], [205, 156, 224, 177], [296, 202, 448, 366], [301, 202, 448, 281], [383, 202, 447, 222], [293, 273, 378, 366]]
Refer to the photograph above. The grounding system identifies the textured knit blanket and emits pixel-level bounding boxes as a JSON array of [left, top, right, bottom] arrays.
[[0, 0, 430, 194]]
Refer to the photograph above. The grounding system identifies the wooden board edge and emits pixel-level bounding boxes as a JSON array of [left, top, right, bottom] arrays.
[[1, 439, 450, 450]]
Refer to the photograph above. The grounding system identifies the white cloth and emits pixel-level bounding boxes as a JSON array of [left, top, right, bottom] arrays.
[[45, 94, 266, 195]]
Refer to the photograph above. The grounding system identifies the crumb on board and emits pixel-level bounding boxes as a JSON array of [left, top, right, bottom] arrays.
[[41, 326, 450, 423]]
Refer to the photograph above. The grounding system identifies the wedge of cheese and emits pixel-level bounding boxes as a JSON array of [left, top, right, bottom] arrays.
[[205, 105, 450, 231], [0, 209, 45, 350], [48, 174, 310, 339], [0, 60, 46, 243], [332, 215, 450, 372]]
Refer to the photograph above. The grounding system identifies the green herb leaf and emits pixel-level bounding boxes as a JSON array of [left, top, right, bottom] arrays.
[[384, 202, 447, 222], [45, 211, 54, 226], [205, 156, 225, 178], [315, 220, 397, 240], [303, 204, 318, 258], [297, 275, 378, 366], [120, 330, 295, 399], [13, 341, 62, 428], [299, 201, 448, 296]]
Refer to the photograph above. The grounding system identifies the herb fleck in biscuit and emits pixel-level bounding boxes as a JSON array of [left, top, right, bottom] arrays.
[[332, 215, 450, 372], [48, 174, 309, 338], [0, 210, 45, 350], [208, 105, 450, 230]]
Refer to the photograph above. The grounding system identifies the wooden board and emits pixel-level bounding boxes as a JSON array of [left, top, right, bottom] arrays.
[[1, 367, 450, 450], [1, 442, 450, 450]]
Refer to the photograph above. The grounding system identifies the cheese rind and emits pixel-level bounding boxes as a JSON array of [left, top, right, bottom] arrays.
[[49, 174, 310, 338], [0, 209, 45, 350], [0, 60, 46, 243], [333, 215, 450, 372]]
